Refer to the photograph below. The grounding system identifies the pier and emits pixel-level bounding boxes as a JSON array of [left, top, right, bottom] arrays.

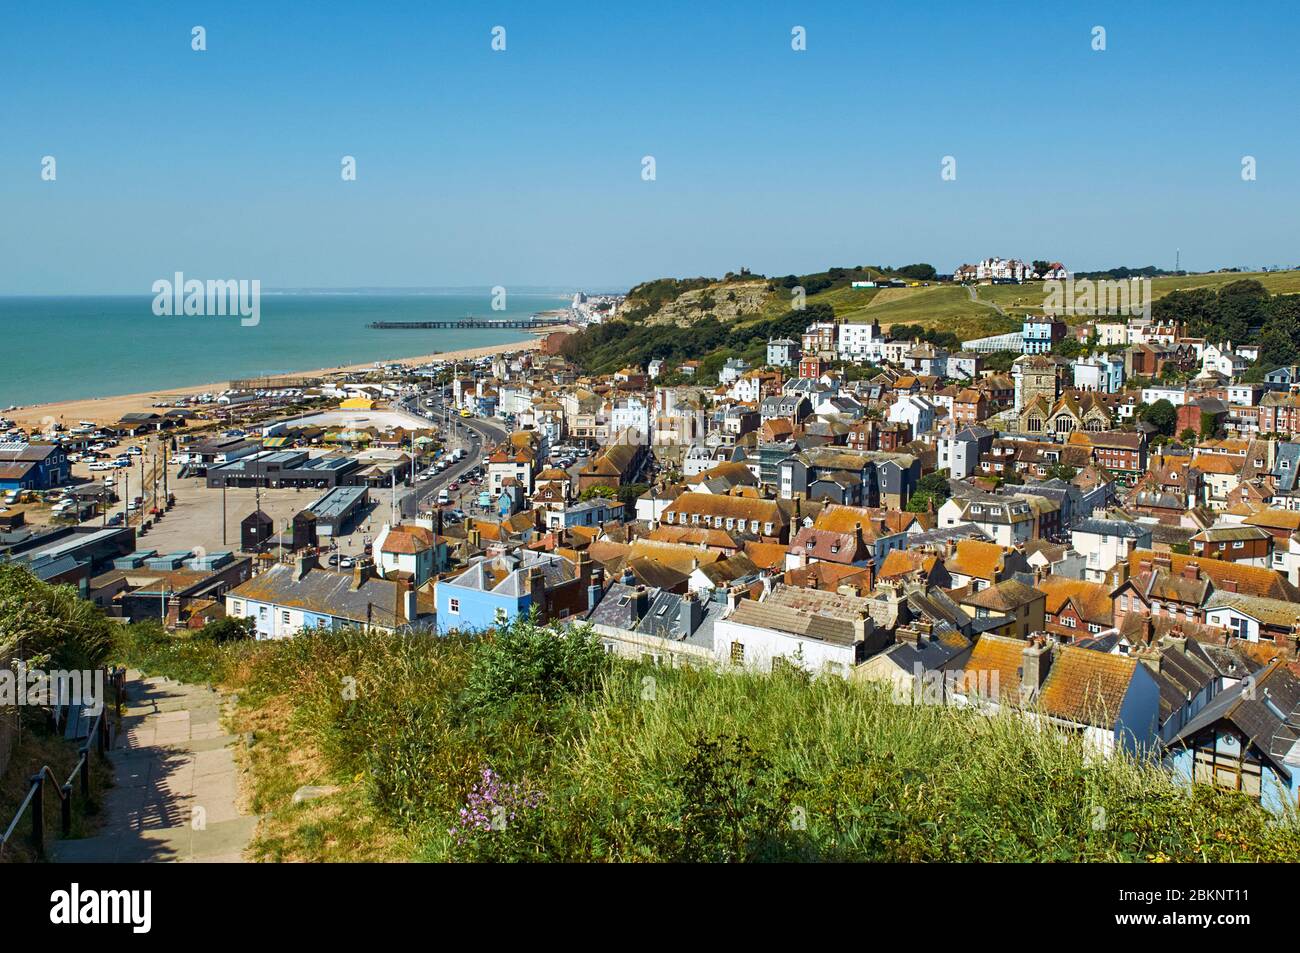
[[366, 317, 569, 330]]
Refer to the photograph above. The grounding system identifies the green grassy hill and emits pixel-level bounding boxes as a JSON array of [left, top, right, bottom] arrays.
[[619, 268, 1300, 347], [974, 270, 1300, 319], [114, 617, 1300, 863]]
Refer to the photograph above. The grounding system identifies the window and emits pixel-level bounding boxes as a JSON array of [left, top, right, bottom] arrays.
[[231, 600, 243, 616], [448, 598, 460, 615], [730, 641, 745, 664], [281, 611, 290, 625]]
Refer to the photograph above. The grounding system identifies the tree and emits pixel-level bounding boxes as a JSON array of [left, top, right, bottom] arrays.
[[1216, 280, 1269, 343], [907, 471, 952, 512], [1179, 428, 1198, 444], [579, 484, 615, 501], [896, 263, 937, 281], [1053, 336, 1082, 359], [1140, 399, 1177, 437], [200, 615, 255, 642], [617, 482, 649, 513]]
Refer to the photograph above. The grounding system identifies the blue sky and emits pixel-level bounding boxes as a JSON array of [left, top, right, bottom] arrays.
[[2, 0, 1297, 293]]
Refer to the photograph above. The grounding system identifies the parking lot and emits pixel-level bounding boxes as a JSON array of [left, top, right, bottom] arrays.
[[66, 434, 409, 561]]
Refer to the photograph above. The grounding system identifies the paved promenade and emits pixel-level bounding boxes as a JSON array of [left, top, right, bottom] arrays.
[[51, 672, 258, 863]]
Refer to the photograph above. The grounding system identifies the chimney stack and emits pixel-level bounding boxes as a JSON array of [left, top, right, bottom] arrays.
[[725, 585, 745, 613], [587, 566, 604, 611], [527, 565, 546, 611], [351, 561, 369, 590], [1019, 637, 1052, 700], [295, 552, 317, 581]]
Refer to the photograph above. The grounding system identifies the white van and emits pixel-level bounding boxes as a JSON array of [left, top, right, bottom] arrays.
[[437, 489, 451, 505]]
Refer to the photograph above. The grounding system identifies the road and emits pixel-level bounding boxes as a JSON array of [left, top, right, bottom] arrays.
[[395, 391, 508, 520]]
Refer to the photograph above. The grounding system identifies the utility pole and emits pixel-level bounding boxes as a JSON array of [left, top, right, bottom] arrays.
[[222, 482, 227, 546]]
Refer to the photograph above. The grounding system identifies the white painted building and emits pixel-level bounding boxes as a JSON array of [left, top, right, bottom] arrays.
[[837, 321, 886, 364], [887, 394, 936, 436], [1070, 518, 1152, 584]]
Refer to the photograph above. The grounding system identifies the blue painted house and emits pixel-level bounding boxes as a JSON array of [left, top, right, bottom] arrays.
[[434, 550, 577, 633], [1166, 659, 1300, 815], [1264, 365, 1300, 391], [0, 443, 70, 491]]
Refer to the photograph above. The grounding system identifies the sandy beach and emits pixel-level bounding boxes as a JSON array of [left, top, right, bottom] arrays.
[[5, 329, 573, 430]]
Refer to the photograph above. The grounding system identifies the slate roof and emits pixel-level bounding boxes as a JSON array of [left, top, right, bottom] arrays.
[[1171, 660, 1300, 776], [228, 563, 434, 625], [1074, 518, 1150, 540]]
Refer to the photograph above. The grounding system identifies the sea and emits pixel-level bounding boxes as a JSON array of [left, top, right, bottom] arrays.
[[0, 290, 574, 407]]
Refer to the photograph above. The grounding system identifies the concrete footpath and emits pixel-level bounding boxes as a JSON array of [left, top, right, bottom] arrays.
[[51, 672, 258, 863]]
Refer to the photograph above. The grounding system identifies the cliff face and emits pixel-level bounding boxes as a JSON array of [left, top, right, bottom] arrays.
[[618, 278, 774, 327]]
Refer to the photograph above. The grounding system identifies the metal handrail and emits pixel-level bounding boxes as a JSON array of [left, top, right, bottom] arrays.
[[0, 666, 125, 860]]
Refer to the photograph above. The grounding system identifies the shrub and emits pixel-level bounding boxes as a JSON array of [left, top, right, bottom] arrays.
[[462, 615, 609, 713]]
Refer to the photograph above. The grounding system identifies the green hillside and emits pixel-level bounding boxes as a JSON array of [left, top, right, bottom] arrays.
[[113, 616, 1300, 863], [975, 270, 1300, 318]]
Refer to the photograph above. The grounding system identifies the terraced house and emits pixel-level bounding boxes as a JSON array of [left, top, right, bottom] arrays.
[[226, 557, 434, 638], [778, 447, 919, 509], [660, 492, 789, 543], [953, 635, 1162, 758], [937, 494, 1034, 547]]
